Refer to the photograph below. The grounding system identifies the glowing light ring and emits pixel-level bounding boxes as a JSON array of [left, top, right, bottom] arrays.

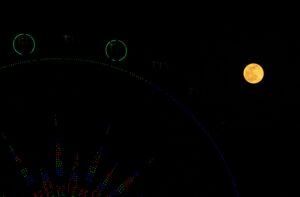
[[105, 39, 128, 62], [0, 58, 240, 197], [12, 33, 36, 56]]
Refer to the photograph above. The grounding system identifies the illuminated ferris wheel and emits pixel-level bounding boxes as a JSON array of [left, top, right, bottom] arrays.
[[0, 33, 240, 197]]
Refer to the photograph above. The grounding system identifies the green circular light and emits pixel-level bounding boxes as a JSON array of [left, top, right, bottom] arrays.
[[12, 33, 36, 56], [105, 39, 128, 62]]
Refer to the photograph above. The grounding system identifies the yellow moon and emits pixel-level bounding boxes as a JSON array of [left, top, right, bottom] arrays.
[[243, 63, 264, 84]]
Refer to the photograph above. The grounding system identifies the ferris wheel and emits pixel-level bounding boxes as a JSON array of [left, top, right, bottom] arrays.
[[0, 33, 239, 197]]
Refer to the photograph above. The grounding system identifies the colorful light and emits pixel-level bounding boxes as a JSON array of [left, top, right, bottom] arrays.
[[3, 133, 144, 197], [97, 162, 118, 191], [40, 168, 53, 194], [55, 139, 64, 177], [114, 171, 139, 195], [85, 147, 103, 185], [8, 145, 22, 163], [5, 139, 36, 188], [68, 153, 80, 195]]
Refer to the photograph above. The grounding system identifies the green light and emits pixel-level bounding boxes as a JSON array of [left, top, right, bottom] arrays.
[[21, 168, 28, 175], [105, 39, 128, 62], [117, 184, 125, 193], [56, 160, 63, 167], [12, 33, 36, 56], [89, 166, 96, 174]]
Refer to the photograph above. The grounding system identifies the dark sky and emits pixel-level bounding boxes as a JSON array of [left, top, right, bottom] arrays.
[[0, 13, 297, 197]]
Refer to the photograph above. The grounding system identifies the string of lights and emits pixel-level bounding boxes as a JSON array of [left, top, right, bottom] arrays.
[[1, 133, 36, 189], [1, 129, 145, 197]]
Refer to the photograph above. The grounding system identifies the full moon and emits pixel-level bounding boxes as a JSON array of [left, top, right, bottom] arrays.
[[243, 63, 264, 84]]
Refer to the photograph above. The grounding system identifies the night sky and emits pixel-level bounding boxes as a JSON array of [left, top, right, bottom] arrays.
[[0, 12, 297, 197]]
